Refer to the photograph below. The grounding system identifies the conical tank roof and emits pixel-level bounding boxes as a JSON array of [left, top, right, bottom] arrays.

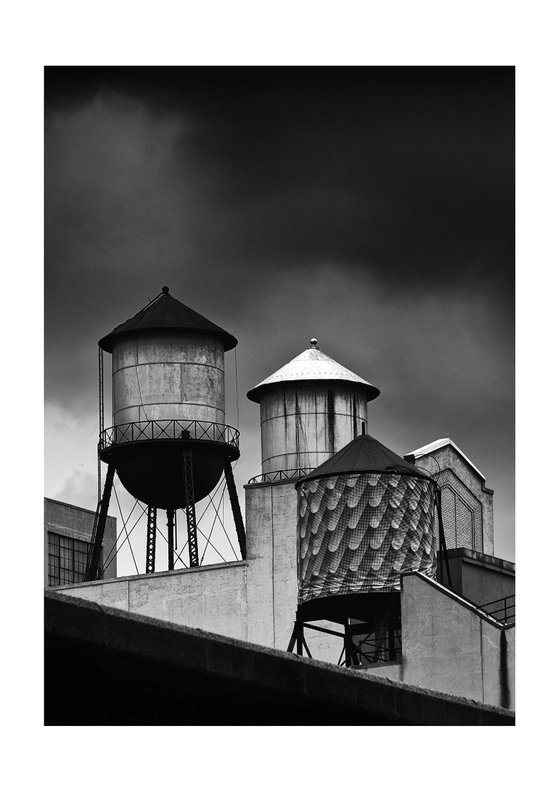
[[247, 339, 380, 403], [296, 432, 430, 485], [99, 287, 238, 352]]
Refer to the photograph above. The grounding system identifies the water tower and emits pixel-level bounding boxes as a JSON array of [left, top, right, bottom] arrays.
[[85, 287, 246, 581], [288, 431, 448, 666], [247, 338, 380, 479], [243, 339, 380, 650]]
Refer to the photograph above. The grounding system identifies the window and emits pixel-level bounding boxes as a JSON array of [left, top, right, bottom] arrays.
[[47, 532, 98, 587]]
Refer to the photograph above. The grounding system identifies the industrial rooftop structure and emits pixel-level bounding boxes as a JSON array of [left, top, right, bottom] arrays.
[[46, 288, 515, 724]]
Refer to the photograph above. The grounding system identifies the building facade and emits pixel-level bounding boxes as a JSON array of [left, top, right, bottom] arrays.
[[405, 438, 495, 555], [44, 498, 117, 587]]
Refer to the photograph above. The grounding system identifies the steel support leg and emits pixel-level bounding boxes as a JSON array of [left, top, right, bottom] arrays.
[[344, 619, 359, 667], [166, 509, 175, 571], [287, 623, 298, 653], [183, 449, 199, 567], [146, 506, 157, 574], [224, 458, 246, 560], [288, 608, 302, 653], [296, 628, 303, 657], [85, 463, 115, 581]]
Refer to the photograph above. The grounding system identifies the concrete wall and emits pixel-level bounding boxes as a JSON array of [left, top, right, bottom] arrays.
[[244, 479, 342, 661], [46, 590, 514, 725], [446, 549, 515, 606], [45, 498, 117, 584], [245, 480, 298, 649], [49, 493, 514, 709], [61, 479, 339, 662], [53, 561, 248, 641], [400, 572, 514, 708]]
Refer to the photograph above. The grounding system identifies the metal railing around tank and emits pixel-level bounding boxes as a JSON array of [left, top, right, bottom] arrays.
[[99, 418, 240, 452], [247, 468, 315, 485], [479, 594, 515, 625]]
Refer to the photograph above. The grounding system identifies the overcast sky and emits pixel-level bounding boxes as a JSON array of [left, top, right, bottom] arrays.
[[44, 66, 514, 564]]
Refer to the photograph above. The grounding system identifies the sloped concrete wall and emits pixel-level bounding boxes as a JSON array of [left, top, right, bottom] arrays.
[[400, 572, 514, 708], [46, 590, 514, 725]]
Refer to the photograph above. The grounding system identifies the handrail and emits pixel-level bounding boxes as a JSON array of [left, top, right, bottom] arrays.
[[479, 594, 515, 625], [247, 468, 315, 485], [99, 418, 240, 452], [479, 594, 515, 608]]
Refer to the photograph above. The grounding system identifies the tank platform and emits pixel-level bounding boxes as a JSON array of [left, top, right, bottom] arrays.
[[98, 418, 240, 508]]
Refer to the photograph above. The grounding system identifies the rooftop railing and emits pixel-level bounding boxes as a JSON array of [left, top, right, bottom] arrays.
[[247, 468, 315, 485], [479, 594, 515, 625], [99, 418, 240, 452]]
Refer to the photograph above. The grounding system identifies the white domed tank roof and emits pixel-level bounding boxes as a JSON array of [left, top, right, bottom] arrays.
[[247, 339, 380, 403]]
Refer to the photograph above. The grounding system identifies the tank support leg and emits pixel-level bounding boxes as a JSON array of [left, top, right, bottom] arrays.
[[288, 612, 306, 656], [85, 462, 115, 581], [288, 610, 301, 654], [344, 619, 360, 667], [166, 509, 175, 571], [224, 459, 247, 560], [146, 506, 157, 574], [287, 624, 297, 653], [183, 449, 199, 567]]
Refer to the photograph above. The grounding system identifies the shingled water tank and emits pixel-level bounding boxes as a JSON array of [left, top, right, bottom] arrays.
[[296, 433, 438, 609]]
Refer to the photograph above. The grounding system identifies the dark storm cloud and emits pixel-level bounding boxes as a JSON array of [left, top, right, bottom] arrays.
[[45, 66, 514, 300], [44, 67, 514, 559], [44, 67, 513, 396]]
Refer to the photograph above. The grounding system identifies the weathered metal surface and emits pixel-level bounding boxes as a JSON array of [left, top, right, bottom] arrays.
[[247, 341, 379, 402], [258, 383, 368, 474], [101, 323, 236, 505], [99, 287, 237, 353], [248, 341, 378, 477], [112, 331, 225, 426]]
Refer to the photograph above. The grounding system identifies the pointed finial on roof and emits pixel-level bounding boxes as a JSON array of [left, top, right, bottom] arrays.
[[309, 338, 318, 348], [162, 286, 169, 294]]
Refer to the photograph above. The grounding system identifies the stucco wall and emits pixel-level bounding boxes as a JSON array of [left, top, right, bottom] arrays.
[[54, 561, 249, 642], [49, 494, 514, 709], [245, 480, 299, 651], [244, 480, 346, 662], [400, 572, 514, 708], [444, 549, 515, 610], [460, 558, 514, 606], [245, 484, 275, 647]]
